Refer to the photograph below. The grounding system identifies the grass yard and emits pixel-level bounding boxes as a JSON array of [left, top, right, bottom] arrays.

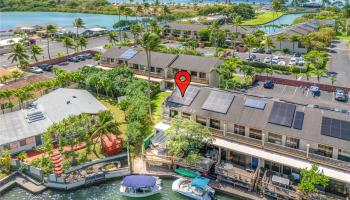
[[336, 35, 350, 42], [242, 11, 284, 25], [151, 91, 172, 124]]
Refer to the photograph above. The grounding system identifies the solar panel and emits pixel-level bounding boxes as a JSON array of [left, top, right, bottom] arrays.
[[26, 110, 45, 123], [167, 85, 200, 106], [202, 91, 234, 114], [293, 111, 304, 130], [244, 98, 266, 110], [268, 102, 296, 127], [321, 117, 350, 141], [119, 49, 138, 60]]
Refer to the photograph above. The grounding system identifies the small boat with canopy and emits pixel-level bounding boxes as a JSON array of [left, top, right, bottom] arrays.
[[172, 176, 215, 200], [119, 175, 162, 198]]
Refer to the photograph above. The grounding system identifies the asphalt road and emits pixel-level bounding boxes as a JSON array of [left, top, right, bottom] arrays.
[[0, 36, 108, 68], [328, 40, 350, 87]]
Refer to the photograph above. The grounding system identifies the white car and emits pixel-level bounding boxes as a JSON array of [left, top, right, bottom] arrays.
[[264, 57, 272, 63], [288, 57, 297, 66], [278, 60, 286, 66], [272, 56, 279, 64], [31, 67, 43, 74]]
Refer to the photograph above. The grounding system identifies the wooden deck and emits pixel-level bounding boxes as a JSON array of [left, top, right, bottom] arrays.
[[0, 172, 46, 194], [210, 181, 265, 200]]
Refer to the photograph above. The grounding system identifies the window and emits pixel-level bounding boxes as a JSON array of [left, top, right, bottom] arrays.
[[233, 124, 245, 136], [132, 64, 139, 69], [151, 67, 155, 72], [20, 140, 26, 147], [210, 119, 220, 129], [118, 60, 123, 64], [249, 129, 262, 140], [190, 71, 198, 77], [156, 68, 163, 74], [318, 144, 333, 158], [182, 112, 191, 119], [199, 72, 206, 79], [107, 58, 111, 62], [338, 149, 350, 162], [111, 58, 115, 63], [139, 65, 145, 71], [26, 138, 34, 145], [10, 142, 19, 150], [286, 137, 299, 149], [170, 109, 178, 118], [196, 116, 207, 126], [268, 133, 282, 145]]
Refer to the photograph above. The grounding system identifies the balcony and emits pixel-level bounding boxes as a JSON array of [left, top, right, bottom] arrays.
[[262, 170, 299, 200], [132, 69, 164, 79], [215, 161, 259, 191]]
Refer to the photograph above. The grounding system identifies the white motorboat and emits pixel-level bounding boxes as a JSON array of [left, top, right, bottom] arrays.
[[172, 176, 215, 200], [119, 175, 162, 198]]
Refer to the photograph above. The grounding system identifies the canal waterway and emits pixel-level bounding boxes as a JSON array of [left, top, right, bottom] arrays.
[[1, 178, 240, 200]]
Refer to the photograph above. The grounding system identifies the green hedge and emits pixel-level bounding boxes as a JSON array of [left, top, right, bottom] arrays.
[[243, 61, 307, 73]]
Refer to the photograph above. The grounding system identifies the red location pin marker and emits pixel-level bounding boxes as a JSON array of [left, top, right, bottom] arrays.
[[175, 70, 191, 97]]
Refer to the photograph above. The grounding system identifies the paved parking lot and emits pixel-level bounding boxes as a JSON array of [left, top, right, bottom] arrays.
[[247, 82, 350, 110], [54, 59, 97, 72]]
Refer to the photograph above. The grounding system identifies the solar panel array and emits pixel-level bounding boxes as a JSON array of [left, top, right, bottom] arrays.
[[119, 49, 138, 60], [167, 86, 200, 106], [321, 117, 350, 141], [202, 91, 234, 114], [26, 110, 45, 123], [293, 111, 304, 130], [244, 98, 266, 110], [268, 102, 296, 127]]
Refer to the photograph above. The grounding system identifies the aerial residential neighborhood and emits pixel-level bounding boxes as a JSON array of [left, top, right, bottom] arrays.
[[0, 0, 350, 199]]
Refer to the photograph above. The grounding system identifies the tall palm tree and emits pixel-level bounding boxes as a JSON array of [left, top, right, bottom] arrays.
[[62, 36, 74, 56], [73, 18, 85, 39], [130, 23, 144, 44], [261, 36, 275, 67], [276, 34, 286, 50], [271, 0, 282, 31], [30, 44, 43, 62], [78, 37, 88, 51], [8, 43, 29, 68], [243, 34, 257, 59], [140, 32, 161, 119], [45, 24, 57, 60], [231, 13, 243, 49], [289, 35, 300, 53], [91, 110, 119, 158], [108, 31, 118, 45]]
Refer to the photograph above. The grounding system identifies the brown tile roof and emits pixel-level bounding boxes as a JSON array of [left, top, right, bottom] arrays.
[[128, 51, 178, 69]]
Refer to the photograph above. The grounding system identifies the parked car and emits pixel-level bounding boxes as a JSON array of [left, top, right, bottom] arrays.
[[278, 60, 286, 66], [31, 67, 43, 74], [288, 57, 297, 66], [37, 64, 53, 72], [265, 49, 272, 54], [272, 56, 280, 64], [58, 61, 69, 66], [76, 55, 87, 61], [252, 48, 258, 53], [298, 59, 305, 66], [68, 56, 80, 62], [246, 54, 257, 61], [293, 52, 301, 58], [263, 80, 274, 89], [82, 53, 93, 59], [264, 56, 272, 63], [335, 88, 347, 102], [310, 85, 320, 96]]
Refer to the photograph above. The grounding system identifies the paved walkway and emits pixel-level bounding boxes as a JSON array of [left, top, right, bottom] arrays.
[[0, 173, 46, 194]]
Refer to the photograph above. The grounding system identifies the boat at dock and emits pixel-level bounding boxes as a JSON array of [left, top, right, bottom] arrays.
[[175, 167, 200, 178], [119, 175, 162, 198], [172, 176, 215, 200]]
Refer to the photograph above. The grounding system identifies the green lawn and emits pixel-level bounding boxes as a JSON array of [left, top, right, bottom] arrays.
[[336, 35, 350, 42], [242, 11, 284, 25], [151, 91, 172, 124]]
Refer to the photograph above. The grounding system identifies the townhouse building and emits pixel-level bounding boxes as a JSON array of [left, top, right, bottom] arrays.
[[161, 85, 350, 199]]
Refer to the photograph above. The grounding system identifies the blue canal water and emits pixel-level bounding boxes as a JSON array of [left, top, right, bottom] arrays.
[[260, 13, 306, 34], [1, 178, 240, 200], [108, 0, 272, 4]]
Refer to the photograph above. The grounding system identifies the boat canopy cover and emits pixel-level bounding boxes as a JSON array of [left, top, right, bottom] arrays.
[[122, 175, 156, 188], [191, 176, 209, 190]]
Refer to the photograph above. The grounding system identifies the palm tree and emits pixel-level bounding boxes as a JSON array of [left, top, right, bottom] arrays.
[[140, 32, 161, 119], [289, 35, 300, 53], [271, 0, 282, 31], [8, 43, 29, 68], [261, 36, 275, 67], [78, 37, 88, 51], [11, 70, 22, 82], [108, 31, 118, 45], [231, 13, 243, 49], [243, 34, 257, 59], [73, 18, 85, 39], [46, 24, 57, 59], [62, 36, 74, 55], [130, 23, 144, 44], [2, 89, 15, 110], [329, 77, 337, 85], [91, 111, 119, 158], [30, 44, 43, 62], [276, 34, 286, 50]]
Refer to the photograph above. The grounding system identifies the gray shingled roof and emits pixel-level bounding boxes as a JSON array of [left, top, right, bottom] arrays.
[[270, 21, 319, 37], [102, 46, 137, 60], [128, 51, 178, 69], [0, 88, 106, 146], [220, 25, 257, 34], [166, 86, 350, 150], [169, 54, 222, 73]]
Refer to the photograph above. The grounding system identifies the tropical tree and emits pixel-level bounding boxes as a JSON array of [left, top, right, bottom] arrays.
[[11, 70, 22, 82], [78, 37, 88, 51], [108, 31, 118, 45], [62, 36, 75, 55], [140, 31, 161, 119], [329, 77, 337, 85], [91, 111, 119, 158], [271, 0, 282, 30], [289, 35, 300, 53], [298, 164, 329, 198], [276, 34, 286, 50], [8, 43, 29, 68], [0, 149, 11, 174], [45, 24, 58, 59], [261, 35, 275, 66], [231, 13, 243, 48], [30, 44, 43, 62], [243, 34, 257, 58], [130, 23, 144, 44], [73, 17, 85, 38]]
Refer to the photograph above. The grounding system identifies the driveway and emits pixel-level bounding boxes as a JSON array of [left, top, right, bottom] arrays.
[[328, 40, 350, 87]]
